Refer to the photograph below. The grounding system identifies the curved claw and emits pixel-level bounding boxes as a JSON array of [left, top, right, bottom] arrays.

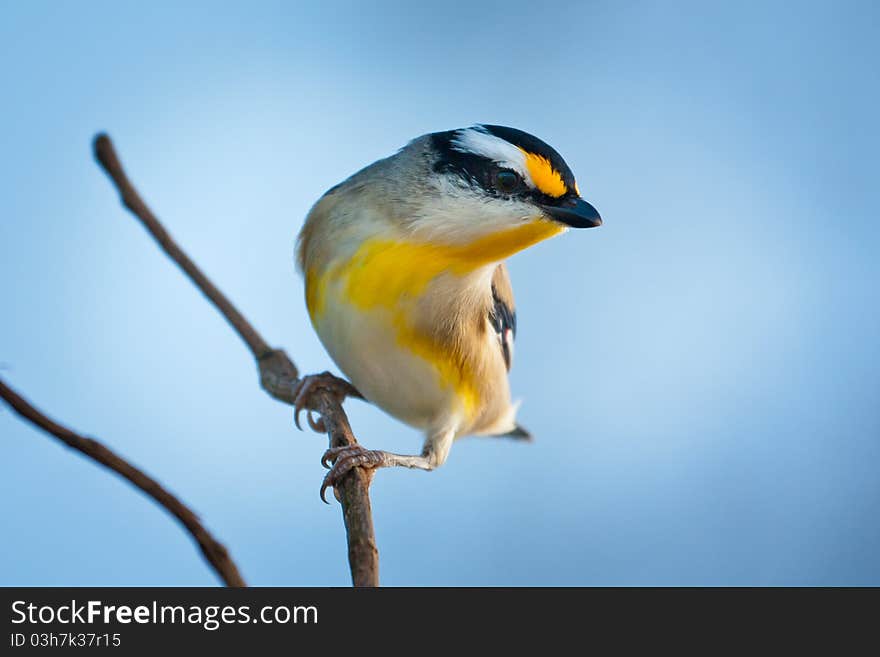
[[291, 372, 359, 433], [292, 377, 313, 432], [321, 445, 351, 469], [320, 477, 332, 504], [319, 445, 389, 503], [307, 410, 326, 433]]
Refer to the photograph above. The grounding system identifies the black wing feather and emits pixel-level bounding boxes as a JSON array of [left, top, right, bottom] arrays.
[[490, 282, 516, 371]]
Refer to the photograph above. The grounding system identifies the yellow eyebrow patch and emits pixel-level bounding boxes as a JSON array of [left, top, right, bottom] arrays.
[[519, 148, 567, 198]]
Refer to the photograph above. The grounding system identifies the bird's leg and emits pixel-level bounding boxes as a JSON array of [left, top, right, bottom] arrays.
[[320, 430, 455, 502], [292, 371, 362, 432]]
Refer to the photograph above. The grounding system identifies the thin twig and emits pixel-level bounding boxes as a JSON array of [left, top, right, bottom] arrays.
[[92, 136, 275, 364], [92, 134, 379, 587], [0, 378, 246, 587]]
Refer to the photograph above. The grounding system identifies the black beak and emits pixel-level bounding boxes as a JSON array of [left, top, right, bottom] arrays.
[[541, 197, 602, 228]]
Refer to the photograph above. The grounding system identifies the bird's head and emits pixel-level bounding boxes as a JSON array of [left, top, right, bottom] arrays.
[[388, 125, 601, 254]]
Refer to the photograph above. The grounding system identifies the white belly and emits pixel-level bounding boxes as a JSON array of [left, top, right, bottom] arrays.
[[312, 287, 465, 433]]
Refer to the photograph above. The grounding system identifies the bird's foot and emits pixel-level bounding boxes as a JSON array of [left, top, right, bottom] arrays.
[[320, 445, 391, 503], [292, 371, 361, 432]]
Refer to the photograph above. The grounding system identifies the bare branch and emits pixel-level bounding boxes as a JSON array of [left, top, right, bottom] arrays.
[[316, 393, 379, 586], [92, 134, 379, 587], [0, 378, 246, 587], [92, 134, 278, 367]]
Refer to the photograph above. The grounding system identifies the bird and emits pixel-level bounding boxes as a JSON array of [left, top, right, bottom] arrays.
[[294, 125, 601, 499]]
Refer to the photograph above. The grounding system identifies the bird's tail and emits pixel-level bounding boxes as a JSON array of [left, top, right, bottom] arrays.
[[491, 424, 533, 442]]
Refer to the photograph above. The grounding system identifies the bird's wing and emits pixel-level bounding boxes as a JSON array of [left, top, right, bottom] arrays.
[[489, 263, 516, 372], [488, 263, 534, 441]]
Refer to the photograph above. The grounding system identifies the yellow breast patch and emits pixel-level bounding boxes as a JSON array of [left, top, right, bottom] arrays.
[[305, 218, 565, 416]]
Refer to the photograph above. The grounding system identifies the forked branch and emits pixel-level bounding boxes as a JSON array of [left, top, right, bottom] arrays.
[[92, 134, 379, 586]]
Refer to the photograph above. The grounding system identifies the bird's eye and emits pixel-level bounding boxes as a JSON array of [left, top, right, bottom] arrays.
[[494, 170, 521, 194]]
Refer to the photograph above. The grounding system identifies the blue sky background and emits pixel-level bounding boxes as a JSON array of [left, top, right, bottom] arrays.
[[2, 1, 878, 585]]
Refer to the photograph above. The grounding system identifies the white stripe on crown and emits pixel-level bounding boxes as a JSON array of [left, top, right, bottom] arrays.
[[449, 126, 533, 188]]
